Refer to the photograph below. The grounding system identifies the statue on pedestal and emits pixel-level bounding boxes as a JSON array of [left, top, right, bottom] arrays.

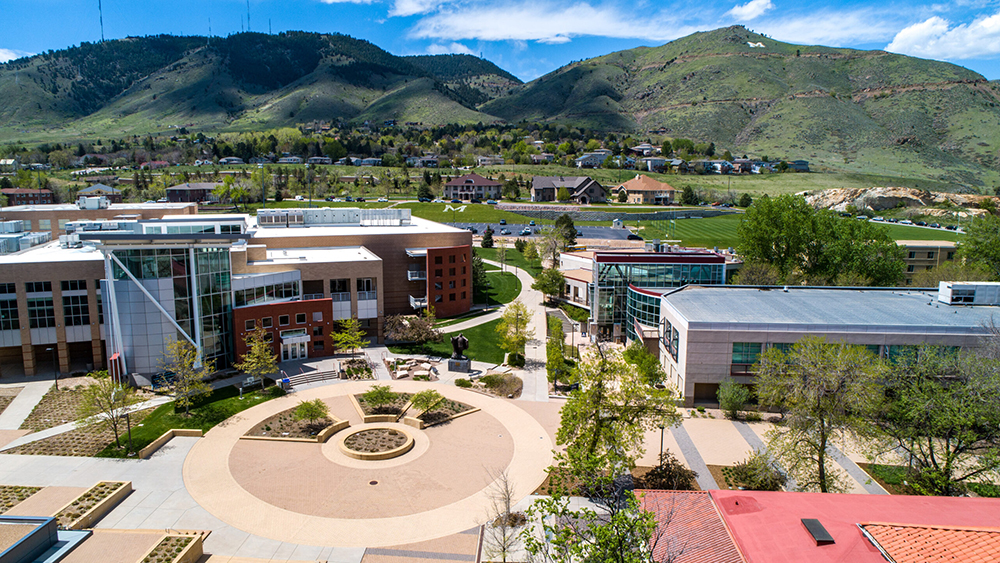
[[450, 333, 469, 360]]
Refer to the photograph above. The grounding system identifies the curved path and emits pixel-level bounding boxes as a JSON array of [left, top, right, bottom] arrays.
[[439, 258, 535, 333], [183, 379, 553, 548]]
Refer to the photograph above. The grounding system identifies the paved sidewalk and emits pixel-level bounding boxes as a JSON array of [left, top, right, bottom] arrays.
[[0, 380, 53, 430]]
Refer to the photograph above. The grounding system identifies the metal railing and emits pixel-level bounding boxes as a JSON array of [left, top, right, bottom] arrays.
[[409, 295, 427, 309], [330, 292, 351, 302], [407, 270, 427, 281], [302, 293, 324, 301], [358, 290, 377, 301]]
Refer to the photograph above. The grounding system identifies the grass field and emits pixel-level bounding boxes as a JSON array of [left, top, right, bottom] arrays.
[[387, 318, 504, 364], [475, 247, 543, 278], [639, 214, 964, 249], [474, 271, 521, 305], [96, 385, 281, 458]]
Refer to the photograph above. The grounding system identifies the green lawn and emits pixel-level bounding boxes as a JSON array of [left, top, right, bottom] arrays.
[[434, 309, 494, 328], [475, 271, 521, 306], [401, 202, 557, 225], [475, 247, 542, 278], [387, 318, 505, 364], [96, 385, 282, 458], [559, 302, 591, 323]]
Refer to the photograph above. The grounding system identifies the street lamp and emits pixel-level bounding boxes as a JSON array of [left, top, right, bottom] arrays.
[[45, 347, 58, 390], [658, 423, 666, 461]]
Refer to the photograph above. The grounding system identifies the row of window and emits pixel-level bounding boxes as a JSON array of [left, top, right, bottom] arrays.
[[730, 342, 959, 367], [245, 311, 324, 331], [434, 267, 466, 278], [432, 291, 466, 303], [433, 279, 466, 290], [432, 254, 466, 265]]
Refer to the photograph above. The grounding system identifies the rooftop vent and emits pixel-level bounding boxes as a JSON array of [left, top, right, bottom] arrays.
[[801, 519, 835, 546]]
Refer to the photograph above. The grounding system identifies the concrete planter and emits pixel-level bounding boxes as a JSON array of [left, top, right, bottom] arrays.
[[139, 429, 203, 459], [57, 481, 132, 530]]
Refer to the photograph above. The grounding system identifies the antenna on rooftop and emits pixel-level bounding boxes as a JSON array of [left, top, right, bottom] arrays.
[[98, 0, 105, 42], [241, 16, 244, 33], [247, 0, 251, 32], [208, 18, 211, 45], [269, 19, 272, 35]]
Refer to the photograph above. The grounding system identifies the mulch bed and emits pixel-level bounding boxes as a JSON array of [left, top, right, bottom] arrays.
[[244, 407, 334, 439], [5, 408, 153, 457], [531, 467, 701, 496], [417, 398, 475, 426], [0, 387, 21, 417], [706, 464, 736, 490], [857, 462, 918, 495], [55, 481, 125, 528], [356, 393, 412, 416], [0, 485, 40, 514]]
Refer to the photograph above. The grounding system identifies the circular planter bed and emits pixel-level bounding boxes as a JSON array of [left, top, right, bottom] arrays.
[[339, 427, 414, 460], [245, 406, 335, 440]]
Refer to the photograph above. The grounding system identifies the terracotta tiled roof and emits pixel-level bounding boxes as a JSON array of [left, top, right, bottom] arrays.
[[443, 173, 500, 187], [638, 490, 744, 563], [1, 188, 52, 194], [616, 174, 675, 192], [861, 523, 1000, 563]]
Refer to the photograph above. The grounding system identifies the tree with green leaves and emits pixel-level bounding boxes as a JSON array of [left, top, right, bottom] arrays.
[[958, 214, 1000, 279], [717, 378, 751, 420], [557, 343, 680, 473], [384, 308, 441, 344], [680, 186, 698, 205], [554, 214, 576, 248], [496, 239, 508, 272], [362, 384, 398, 413], [234, 327, 278, 381], [77, 373, 142, 452], [481, 227, 494, 249], [732, 261, 781, 285], [617, 189, 628, 203], [496, 300, 533, 365], [621, 341, 666, 386], [471, 249, 489, 295], [532, 268, 565, 304], [293, 399, 330, 425], [738, 193, 752, 208], [417, 182, 434, 201], [911, 260, 992, 287], [868, 345, 1000, 496], [162, 339, 213, 416], [722, 450, 787, 491], [755, 336, 881, 492], [334, 317, 368, 358], [556, 186, 571, 202], [410, 389, 444, 415]]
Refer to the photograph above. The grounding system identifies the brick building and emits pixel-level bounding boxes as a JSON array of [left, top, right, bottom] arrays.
[[1, 188, 54, 206]]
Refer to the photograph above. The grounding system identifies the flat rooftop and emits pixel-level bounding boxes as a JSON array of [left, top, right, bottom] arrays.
[[663, 285, 999, 332], [250, 246, 382, 265], [1, 202, 195, 212], [0, 241, 103, 265], [247, 215, 469, 238]]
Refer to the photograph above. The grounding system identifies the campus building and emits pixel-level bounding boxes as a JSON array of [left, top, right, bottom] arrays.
[[897, 239, 958, 284], [0, 199, 197, 238], [0, 207, 472, 378], [587, 250, 727, 340], [656, 283, 1000, 405]]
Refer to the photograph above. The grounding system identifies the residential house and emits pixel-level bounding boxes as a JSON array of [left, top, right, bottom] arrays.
[[360, 157, 382, 167], [639, 157, 668, 172], [614, 174, 676, 205], [219, 157, 245, 165], [77, 183, 123, 203], [669, 158, 692, 173], [574, 153, 604, 169], [406, 156, 439, 168], [249, 157, 272, 165], [443, 173, 501, 201], [166, 182, 222, 203], [732, 159, 753, 173], [628, 143, 658, 156], [277, 156, 303, 165], [530, 153, 555, 164], [0, 158, 20, 172], [789, 160, 810, 172], [897, 240, 958, 284], [476, 155, 505, 167], [531, 176, 606, 204], [307, 156, 333, 165]]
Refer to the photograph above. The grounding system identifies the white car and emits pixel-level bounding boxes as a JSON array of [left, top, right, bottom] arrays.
[[377, 197, 388, 202], [900, 219, 914, 225], [872, 216, 884, 222]]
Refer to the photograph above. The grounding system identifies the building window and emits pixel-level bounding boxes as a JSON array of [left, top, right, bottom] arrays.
[[314, 341, 324, 351], [58, 219, 68, 231], [947, 252, 955, 260], [38, 219, 51, 231], [25, 281, 51, 293], [0, 300, 19, 330], [461, 292, 466, 300], [449, 255, 456, 263], [63, 295, 90, 326], [951, 288, 976, 304], [330, 279, 350, 293], [435, 269, 443, 278], [449, 281, 455, 289], [449, 268, 456, 276], [296, 313, 306, 324], [313, 312, 323, 322], [27, 298, 55, 328], [435, 282, 443, 290], [262, 317, 273, 328], [279, 315, 290, 326], [450, 293, 456, 301], [732, 342, 762, 366], [264, 332, 273, 343], [357, 278, 377, 300], [0, 283, 14, 295], [245, 319, 256, 331], [435, 295, 443, 302], [312, 326, 323, 337], [60, 280, 87, 292], [927, 251, 935, 259], [461, 254, 467, 262], [908, 251, 916, 259], [462, 267, 466, 274], [907, 265, 915, 273], [435, 256, 443, 264]]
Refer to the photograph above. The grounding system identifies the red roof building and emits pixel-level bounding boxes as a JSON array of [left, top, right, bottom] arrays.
[[442, 173, 501, 201], [638, 490, 744, 563], [1, 188, 53, 206]]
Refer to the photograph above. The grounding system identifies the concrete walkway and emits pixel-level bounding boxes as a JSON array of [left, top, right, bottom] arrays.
[[0, 380, 53, 430]]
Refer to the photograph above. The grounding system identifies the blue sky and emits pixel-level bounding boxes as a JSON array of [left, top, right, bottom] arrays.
[[2, 0, 999, 82]]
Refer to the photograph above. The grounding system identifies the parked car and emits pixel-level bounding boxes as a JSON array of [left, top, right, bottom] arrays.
[[418, 197, 430, 202], [345, 196, 354, 202], [627, 234, 643, 241], [900, 219, 914, 225], [872, 216, 885, 222], [945, 224, 958, 230], [466, 227, 478, 234], [450, 199, 461, 203], [915, 221, 927, 226], [930, 223, 941, 229], [839, 212, 852, 217], [377, 197, 388, 202], [529, 220, 536, 226], [856, 215, 869, 220], [356, 197, 365, 202], [499, 219, 506, 225], [500, 228, 510, 235], [486, 200, 498, 205], [520, 228, 531, 236], [576, 230, 583, 237], [433, 198, 445, 203], [325, 196, 334, 202], [470, 198, 482, 204]]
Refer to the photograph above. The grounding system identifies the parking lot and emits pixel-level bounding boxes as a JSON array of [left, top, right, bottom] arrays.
[[447, 222, 636, 241]]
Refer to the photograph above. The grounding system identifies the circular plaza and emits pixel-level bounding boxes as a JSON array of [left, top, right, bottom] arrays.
[[182, 380, 553, 547]]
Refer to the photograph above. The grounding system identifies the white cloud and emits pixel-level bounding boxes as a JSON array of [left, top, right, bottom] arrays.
[[0, 48, 33, 63], [426, 42, 475, 55], [727, 0, 773, 21], [320, 0, 378, 3], [754, 9, 899, 46], [391, 0, 449, 17], [886, 11, 1000, 59], [410, 2, 697, 44]]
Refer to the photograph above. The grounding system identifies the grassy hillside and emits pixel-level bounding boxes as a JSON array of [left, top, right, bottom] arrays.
[[0, 32, 504, 141], [484, 25, 1000, 188]]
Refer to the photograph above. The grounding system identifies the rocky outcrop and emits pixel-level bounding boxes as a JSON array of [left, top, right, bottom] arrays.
[[801, 187, 998, 215]]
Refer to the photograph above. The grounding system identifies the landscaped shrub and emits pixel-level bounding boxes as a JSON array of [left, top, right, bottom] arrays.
[[722, 450, 787, 491], [718, 378, 751, 419], [507, 353, 525, 367], [455, 378, 473, 388], [637, 451, 699, 490]]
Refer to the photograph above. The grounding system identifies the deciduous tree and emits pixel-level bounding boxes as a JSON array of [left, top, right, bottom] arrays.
[[958, 214, 1000, 279], [334, 317, 368, 358], [531, 268, 565, 304], [77, 373, 142, 452], [234, 327, 278, 381], [162, 339, 213, 416], [496, 300, 533, 364]]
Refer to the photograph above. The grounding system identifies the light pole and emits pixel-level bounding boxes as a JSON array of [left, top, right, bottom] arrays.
[[45, 347, 58, 390], [658, 423, 666, 460]]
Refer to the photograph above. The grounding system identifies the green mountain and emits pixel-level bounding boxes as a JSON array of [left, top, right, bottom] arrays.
[[483, 26, 1000, 187], [0, 32, 511, 140]]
